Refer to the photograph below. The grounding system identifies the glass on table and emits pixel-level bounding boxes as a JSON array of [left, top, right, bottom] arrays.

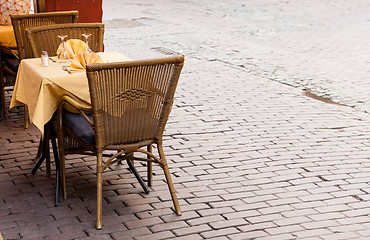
[[57, 35, 71, 64], [82, 33, 92, 53]]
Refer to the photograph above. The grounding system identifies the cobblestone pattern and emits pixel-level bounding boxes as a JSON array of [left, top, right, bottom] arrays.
[[1, 0, 370, 239], [103, 0, 370, 113]]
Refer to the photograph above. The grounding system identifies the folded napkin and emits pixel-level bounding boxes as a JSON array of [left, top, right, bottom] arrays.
[[57, 39, 88, 59], [67, 52, 104, 73]]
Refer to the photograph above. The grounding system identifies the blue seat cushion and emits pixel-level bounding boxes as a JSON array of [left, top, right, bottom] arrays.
[[63, 110, 95, 145]]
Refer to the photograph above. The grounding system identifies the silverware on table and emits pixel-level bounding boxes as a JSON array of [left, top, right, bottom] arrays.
[[49, 57, 57, 63], [62, 65, 71, 74]]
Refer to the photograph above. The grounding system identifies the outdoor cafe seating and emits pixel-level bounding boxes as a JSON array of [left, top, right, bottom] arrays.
[[4, 9, 185, 229], [1, 10, 79, 128]]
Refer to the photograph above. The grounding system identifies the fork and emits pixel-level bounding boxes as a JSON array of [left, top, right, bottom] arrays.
[[62, 66, 71, 74]]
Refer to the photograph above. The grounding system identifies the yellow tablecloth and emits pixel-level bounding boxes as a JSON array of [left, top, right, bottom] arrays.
[[0, 25, 16, 47], [10, 52, 131, 135]]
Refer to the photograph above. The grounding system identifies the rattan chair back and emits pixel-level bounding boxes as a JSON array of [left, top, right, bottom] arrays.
[[11, 11, 78, 60], [26, 23, 104, 58], [86, 55, 184, 149]]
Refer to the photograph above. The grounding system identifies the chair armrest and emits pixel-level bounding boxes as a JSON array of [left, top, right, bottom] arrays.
[[0, 44, 20, 61], [59, 95, 93, 127]]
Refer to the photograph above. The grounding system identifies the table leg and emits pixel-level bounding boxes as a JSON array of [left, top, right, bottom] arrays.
[[31, 122, 51, 177], [31, 119, 60, 206], [126, 159, 150, 194]]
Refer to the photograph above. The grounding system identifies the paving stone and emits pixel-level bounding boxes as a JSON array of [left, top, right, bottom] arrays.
[[209, 218, 249, 230], [111, 227, 151, 239], [301, 220, 340, 230], [187, 215, 225, 226], [167, 234, 203, 240], [150, 221, 189, 233], [200, 227, 240, 239], [124, 216, 163, 230], [229, 231, 269, 239], [135, 231, 176, 240], [172, 224, 212, 236], [293, 229, 334, 238]]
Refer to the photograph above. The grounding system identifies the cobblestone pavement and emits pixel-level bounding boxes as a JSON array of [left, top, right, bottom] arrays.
[[103, 0, 370, 113], [1, 0, 370, 239]]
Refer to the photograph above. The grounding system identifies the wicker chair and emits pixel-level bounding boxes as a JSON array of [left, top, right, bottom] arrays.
[[4, 11, 79, 128], [56, 55, 185, 229], [26, 23, 105, 58], [0, 44, 18, 119]]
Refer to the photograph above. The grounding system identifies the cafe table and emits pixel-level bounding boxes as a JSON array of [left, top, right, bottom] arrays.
[[10, 52, 131, 134], [9, 52, 138, 205]]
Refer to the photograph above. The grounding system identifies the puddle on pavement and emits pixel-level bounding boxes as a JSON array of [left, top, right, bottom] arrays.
[[303, 90, 344, 106]]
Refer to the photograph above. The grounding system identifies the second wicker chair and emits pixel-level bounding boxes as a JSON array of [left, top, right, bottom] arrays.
[[26, 23, 105, 58]]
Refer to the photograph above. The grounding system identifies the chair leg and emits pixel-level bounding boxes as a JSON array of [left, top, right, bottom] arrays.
[[55, 109, 67, 199], [57, 137, 67, 199], [0, 64, 6, 119], [57, 127, 67, 199], [96, 153, 103, 230], [0, 51, 5, 119], [50, 127, 60, 206], [45, 123, 51, 178], [158, 144, 181, 216], [24, 105, 28, 129], [147, 144, 152, 187], [0, 88, 6, 119]]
